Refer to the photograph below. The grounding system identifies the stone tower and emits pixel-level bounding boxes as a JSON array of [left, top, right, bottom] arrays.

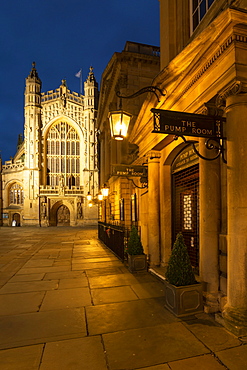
[[83, 67, 99, 199], [23, 62, 42, 224]]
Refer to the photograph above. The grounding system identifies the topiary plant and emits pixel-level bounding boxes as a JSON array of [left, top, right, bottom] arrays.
[[126, 226, 144, 255], [165, 232, 197, 286]]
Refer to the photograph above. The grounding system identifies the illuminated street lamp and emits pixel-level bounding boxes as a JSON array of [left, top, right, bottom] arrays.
[[109, 86, 165, 140], [101, 184, 109, 197], [108, 110, 132, 140], [87, 192, 92, 201], [97, 192, 103, 201]]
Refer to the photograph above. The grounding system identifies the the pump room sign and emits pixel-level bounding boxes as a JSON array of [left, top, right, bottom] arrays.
[[151, 108, 225, 139]]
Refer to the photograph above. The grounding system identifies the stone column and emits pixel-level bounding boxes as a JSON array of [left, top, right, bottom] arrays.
[[148, 151, 161, 266], [199, 143, 221, 313], [220, 82, 247, 335]]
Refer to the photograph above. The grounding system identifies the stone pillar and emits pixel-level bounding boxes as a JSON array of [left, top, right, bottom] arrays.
[[199, 143, 221, 313], [148, 151, 161, 266], [220, 82, 247, 335]]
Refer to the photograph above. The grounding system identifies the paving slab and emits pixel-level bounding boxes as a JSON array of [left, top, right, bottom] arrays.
[[103, 323, 209, 370], [0, 344, 43, 370], [53, 260, 71, 266], [40, 336, 108, 370], [0, 291, 45, 315], [216, 344, 247, 370], [136, 364, 170, 370], [184, 314, 241, 351], [168, 354, 227, 369], [8, 273, 45, 282], [72, 261, 123, 270], [130, 282, 165, 299], [73, 257, 118, 263], [43, 271, 85, 280], [73, 251, 113, 258], [86, 297, 178, 335], [92, 285, 138, 305], [58, 277, 89, 289], [16, 265, 71, 275], [40, 287, 92, 310], [85, 267, 126, 276], [23, 259, 55, 268], [0, 280, 59, 294], [0, 308, 87, 349], [88, 272, 155, 289]]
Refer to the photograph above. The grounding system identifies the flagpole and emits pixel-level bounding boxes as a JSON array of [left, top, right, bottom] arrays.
[[75, 69, 83, 94], [80, 69, 82, 95]]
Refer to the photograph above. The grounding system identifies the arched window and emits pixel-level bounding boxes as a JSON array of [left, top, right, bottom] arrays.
[[46, 122, 80, 186], [9, 183, 24, 205]]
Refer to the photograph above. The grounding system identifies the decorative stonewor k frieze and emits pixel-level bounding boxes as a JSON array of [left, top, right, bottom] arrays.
[[216, 80, 247, 108]]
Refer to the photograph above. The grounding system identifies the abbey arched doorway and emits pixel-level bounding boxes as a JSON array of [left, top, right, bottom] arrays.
[[12, 213, 21, 226], [56, 205, 70, 226]]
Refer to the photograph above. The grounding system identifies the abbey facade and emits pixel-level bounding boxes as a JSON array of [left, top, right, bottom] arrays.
[[1, 63, 99, 227]]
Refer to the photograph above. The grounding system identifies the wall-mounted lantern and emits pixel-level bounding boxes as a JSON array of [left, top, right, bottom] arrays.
[[108, 110, 132, 140], [97, 192, 104, 201], [86, 192, 92, 201], [108, 86, 165, 140], [101, 184, 109, 197]]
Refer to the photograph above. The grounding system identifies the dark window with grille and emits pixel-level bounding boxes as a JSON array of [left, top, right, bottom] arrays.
[[172, 163, 199, 272]]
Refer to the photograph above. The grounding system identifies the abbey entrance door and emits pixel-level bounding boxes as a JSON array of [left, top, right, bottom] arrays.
[[172, 159, 199, 273], [57, 205, 70, 226]]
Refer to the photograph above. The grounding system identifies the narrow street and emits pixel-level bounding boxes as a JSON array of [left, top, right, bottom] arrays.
[[0, 227, 246, 370]]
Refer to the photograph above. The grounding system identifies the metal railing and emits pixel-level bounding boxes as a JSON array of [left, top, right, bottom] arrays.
[[98, 222, 129, 261]]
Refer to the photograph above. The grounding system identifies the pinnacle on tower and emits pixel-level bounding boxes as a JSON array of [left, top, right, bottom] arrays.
[[87, 66, 96, 83], [27, 61, 41, 83]]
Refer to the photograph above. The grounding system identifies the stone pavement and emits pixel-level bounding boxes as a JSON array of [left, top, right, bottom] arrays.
[[0, 227, 247, 370]]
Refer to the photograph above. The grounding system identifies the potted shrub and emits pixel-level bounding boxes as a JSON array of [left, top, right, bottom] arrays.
[[126, 226, 147, 273], [164, 232, 203, 317]]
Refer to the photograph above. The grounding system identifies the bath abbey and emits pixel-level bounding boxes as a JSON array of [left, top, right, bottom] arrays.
[[1, 63, 99, 226]]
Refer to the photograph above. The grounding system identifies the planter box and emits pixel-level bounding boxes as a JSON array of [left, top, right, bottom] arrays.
[[164, 280, 203, 317], [128, 254, 147, 273]]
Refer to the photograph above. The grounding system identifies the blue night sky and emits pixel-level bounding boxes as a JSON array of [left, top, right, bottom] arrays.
[[0, 0, 160, 162]]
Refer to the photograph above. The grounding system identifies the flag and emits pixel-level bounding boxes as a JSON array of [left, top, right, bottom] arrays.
[[75, 69, 82, 78]]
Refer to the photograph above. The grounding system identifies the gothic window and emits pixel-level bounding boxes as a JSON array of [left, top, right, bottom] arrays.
[[46, 122, 80, 186], [9, 183, 24, 205], [191, 0, 215, 32]]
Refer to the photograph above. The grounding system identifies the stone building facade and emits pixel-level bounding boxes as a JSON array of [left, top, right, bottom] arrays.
[[97, 41, 160, 227], [1, 63, 99, 227], [98, 0, 247, 335]]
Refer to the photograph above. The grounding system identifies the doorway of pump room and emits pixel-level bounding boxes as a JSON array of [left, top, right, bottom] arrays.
[[172, 145, 199, 273]]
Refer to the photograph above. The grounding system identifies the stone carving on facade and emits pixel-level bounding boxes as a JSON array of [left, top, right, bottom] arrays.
[[116, 74, 128, 92], [59, 175, 65, 196], [50, 199, 57, 207], [146, 151, 161, 161], [196, 101, 224, 117], [41, 202, 46, 219], [216, 80, 247, 108], [77, 202, 82, 219]]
